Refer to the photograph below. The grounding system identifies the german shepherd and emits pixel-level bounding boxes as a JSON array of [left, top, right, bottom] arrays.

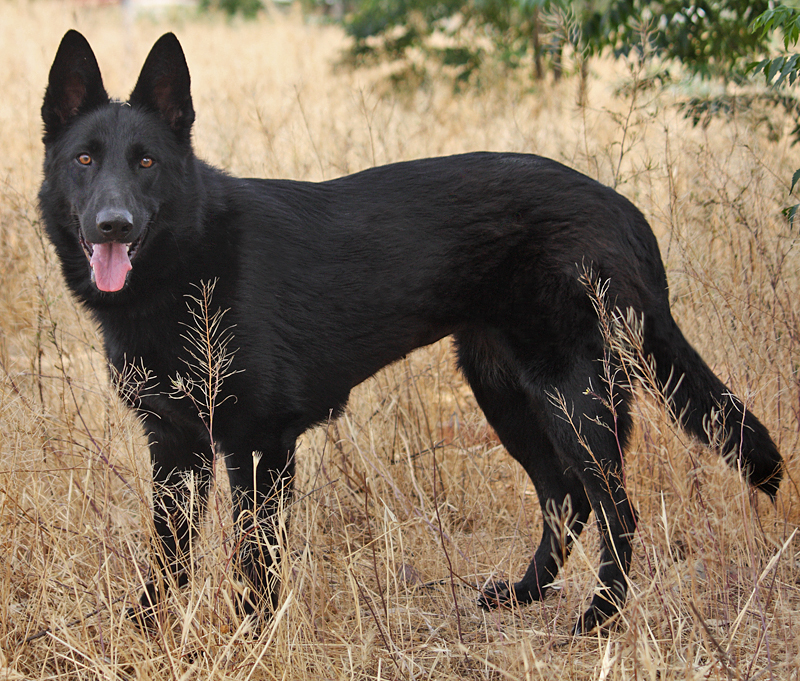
[[39, 30, 783, 634]]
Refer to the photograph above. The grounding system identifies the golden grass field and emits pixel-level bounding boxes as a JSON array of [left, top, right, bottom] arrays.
[[1, 1, 800, 678]]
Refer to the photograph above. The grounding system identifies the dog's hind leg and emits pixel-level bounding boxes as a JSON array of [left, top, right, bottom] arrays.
[[534, 359, 638, 634], [457, 330, 639, 633], [456, 332, 593, 609]]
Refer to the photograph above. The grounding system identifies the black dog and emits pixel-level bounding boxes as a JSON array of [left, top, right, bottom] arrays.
[[39, 30, 783, 634]]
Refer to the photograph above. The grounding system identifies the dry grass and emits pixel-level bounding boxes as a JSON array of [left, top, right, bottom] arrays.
[[1, 1, 800, 678]]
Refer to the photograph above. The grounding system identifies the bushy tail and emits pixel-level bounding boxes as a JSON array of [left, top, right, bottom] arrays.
[[643, 315, 783, 500]]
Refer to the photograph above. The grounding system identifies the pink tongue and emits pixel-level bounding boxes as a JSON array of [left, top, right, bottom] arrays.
[[90, 242, 132, 292]]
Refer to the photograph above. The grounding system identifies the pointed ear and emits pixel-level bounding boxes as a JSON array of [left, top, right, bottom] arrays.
[[41, 30, 109, 141], [129, 33, 194, 139]]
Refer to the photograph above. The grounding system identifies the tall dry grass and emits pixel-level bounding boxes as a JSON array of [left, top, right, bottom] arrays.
[[1, 1, 799, 678]]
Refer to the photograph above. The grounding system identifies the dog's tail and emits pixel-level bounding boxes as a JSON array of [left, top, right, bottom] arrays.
[[643, 313, 783, 500]]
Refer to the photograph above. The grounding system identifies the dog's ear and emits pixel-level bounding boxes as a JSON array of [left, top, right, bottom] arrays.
[[42, 30, 109, 142], [129, 33, 194, 140]]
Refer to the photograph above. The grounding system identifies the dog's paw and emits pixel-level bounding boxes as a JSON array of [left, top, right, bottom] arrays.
[[478, 581, 516, 610], [571, 602, 621, 636], [478, 577, 552, 610], [125, 582, 167, 630], [126, 602, 160, 631]]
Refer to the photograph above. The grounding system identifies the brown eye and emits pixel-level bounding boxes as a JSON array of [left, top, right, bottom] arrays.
[[77, 153, 92, 166], [140, 157, 154, 169]]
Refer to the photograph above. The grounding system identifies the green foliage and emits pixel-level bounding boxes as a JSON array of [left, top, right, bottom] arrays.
[[751, 54, 800, 88], [344, 0, 565, 84], [751, 6, 800, 88], [749, 5, 800, 226], [199, 0, 263, 19], [587, 0, 771, 81], [752, 5, 800, 49], [678, 91, 800, 139], [347, 0, 460, 43], [347, 0, 463, 58], [342, 0, 776, 87]]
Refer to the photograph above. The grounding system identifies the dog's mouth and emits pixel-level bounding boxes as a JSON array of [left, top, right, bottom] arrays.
[[79, 230, 145, 293]]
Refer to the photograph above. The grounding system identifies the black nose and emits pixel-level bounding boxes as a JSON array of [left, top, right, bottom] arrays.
[[96, 208, 134, 241]]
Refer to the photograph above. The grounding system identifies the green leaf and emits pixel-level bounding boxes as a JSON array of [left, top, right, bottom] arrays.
[[791, 168, 800, 195], [767, 57, 784, 84], [748, 58, 768, 76]]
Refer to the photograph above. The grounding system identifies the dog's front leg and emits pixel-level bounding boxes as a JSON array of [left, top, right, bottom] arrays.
[[132, 418, 212, 624], [223, 434, 296, 621]]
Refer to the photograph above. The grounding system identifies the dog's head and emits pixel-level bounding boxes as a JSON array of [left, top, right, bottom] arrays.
[[40, 31, 195, 297]]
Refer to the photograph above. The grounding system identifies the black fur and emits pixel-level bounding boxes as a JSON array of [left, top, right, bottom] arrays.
[[39, 31, 783, 634]]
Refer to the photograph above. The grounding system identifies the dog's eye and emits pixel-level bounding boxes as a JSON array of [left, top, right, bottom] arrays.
[[139, 157, 154, 169], [77, 153, 92, 166]]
